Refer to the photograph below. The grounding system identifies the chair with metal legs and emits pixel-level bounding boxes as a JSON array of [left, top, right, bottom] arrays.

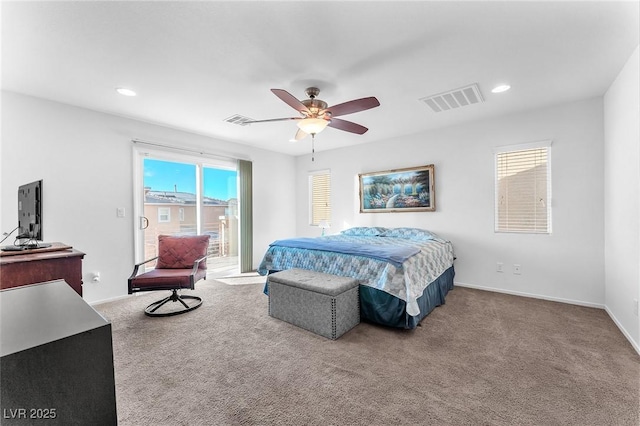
[[128, 234, 210, 317]]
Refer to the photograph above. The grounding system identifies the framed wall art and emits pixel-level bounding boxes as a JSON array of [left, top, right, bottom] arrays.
[[359, 164, 435, 213]]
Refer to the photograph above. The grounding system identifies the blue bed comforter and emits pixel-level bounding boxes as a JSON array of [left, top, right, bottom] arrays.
[[258, 231, 454, 317]]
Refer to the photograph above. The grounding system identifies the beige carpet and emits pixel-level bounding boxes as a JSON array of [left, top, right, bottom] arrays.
[[95, 280, 640, 426]]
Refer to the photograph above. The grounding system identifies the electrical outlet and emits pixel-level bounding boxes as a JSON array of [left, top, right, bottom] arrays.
[[496, 262, 504, 273], [513, 264, 521, 275], [634, 299, 638, 316]]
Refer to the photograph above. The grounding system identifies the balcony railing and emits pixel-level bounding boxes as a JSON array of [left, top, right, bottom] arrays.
[[142, 223, 234, 272]]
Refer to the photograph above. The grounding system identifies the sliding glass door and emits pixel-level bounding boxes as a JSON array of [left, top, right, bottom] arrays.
[[201, 166, 239, 273], [134, 151, 239, 276]]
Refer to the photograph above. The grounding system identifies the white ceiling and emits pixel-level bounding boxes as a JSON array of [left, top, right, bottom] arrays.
[[2, 1, 639, 156]]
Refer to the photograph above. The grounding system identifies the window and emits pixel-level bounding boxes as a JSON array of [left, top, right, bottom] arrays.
[[309, 170, 331, 226], [495, 141, 552, 234], [158, 207, 171, 223], [133, 143, 246, 275]]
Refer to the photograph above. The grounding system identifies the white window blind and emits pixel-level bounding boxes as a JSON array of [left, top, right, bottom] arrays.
[[309, 171, 331, 226], [495, 142, 551, 234]]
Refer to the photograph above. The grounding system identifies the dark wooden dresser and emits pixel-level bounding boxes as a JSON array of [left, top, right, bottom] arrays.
[[1, 280, 117, 424], [0, 243, 85, 296]]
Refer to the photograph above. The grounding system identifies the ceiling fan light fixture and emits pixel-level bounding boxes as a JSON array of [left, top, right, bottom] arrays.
[[297, 118, 329, 135]]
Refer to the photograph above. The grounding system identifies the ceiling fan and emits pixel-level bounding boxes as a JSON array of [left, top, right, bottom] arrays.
[[245, 87, 380, 142]]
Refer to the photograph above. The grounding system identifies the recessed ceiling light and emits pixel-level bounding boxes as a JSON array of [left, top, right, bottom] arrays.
[[491, 84, 511, 94], [116, 87, 137, 97]]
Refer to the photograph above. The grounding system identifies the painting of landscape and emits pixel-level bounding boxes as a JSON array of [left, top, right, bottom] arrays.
[[359, 165, 435, 213]]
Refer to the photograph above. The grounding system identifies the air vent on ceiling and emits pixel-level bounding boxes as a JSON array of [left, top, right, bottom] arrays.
[[224, 114, 254, 126], [419, 83, 484, 113]]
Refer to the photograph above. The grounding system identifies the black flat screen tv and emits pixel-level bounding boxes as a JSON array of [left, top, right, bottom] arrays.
[[18, 180, 43, 241]]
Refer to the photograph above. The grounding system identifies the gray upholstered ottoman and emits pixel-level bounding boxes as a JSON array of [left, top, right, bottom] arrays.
[[268, 269, 360, 340]]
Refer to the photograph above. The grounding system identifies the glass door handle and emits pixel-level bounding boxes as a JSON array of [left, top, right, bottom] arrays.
[[140, 216, 149, 230]]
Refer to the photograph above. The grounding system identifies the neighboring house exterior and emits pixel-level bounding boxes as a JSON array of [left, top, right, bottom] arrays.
[[143, 188, 238, 264]]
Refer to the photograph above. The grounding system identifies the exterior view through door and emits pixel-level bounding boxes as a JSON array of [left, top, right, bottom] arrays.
[[141, 157, 239, 277]]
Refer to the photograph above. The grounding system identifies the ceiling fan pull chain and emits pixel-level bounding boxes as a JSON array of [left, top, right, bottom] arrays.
[[311, 134, 315, 161]]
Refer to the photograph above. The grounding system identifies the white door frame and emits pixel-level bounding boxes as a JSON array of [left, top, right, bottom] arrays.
[[131, 144, 238, 264]]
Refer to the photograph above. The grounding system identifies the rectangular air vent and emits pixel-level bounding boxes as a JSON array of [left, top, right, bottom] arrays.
[[419, 83, 484, 112], [224, 114, 254, 126]]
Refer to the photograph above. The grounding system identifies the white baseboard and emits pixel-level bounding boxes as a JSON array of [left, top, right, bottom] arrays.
[[454, 281, 639, 356], [454, 281, 604, 309], [604, 305, 640, 356], [90, 293, 134, 307]]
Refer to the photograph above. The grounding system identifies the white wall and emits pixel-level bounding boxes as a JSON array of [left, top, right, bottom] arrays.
[[604, 45, 640, 351], [296, 98, 605, 307], [1, 91, 297, 304]]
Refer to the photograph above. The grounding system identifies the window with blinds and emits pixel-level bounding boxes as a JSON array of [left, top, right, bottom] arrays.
[[309, 170, 331, 226], [495, 142, 552, 234]]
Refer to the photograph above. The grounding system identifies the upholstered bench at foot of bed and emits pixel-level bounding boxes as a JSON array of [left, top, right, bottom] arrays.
[[267, 269, 360, 340]]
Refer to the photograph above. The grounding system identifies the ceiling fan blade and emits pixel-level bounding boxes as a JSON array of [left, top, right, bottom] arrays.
[[328, 118, 369, 135], [271, 89, 310, 114], [326, 97, 380, 117], [244, 117, 300, 124]]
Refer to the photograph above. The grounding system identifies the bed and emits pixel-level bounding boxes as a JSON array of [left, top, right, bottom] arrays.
[[257, 227, 455, 329]]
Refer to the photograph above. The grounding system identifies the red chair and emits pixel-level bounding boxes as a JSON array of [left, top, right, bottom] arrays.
[[128, 234, 210, 317]]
